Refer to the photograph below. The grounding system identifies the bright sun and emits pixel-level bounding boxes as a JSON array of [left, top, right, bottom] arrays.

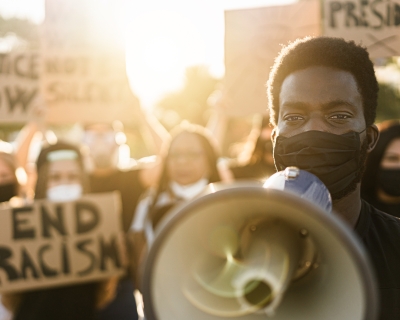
[[0, 0, 297, 110], [126, 9, 207, 109]]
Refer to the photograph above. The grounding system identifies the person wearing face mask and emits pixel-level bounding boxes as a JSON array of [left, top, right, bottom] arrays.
[[361, 120, 400, 218], [34, 141, 88, 202], [128, 122, 221, 290], [266, 36, 400, 319], [2, 141, 118, 320]]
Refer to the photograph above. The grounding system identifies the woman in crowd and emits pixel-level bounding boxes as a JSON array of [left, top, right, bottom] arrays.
[[361, 119, 400, 217], [2, 141, 117, 320], [129, 122, 221, 286]]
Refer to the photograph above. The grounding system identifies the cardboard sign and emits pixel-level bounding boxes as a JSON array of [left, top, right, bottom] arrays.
[[0, 192, 126, 293], [224, 1, 321, 117], [41, 51, 137, 125], [323, 0, 400, 58], [0, 50, 40, 124], [41, 0, 139, 125]]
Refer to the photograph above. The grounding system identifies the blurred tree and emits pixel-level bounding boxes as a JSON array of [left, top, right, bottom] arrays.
[[377, 82, 400, 123], [155, 66, 220, 130]]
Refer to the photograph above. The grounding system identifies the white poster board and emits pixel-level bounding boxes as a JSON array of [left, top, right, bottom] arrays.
[[224, 0, 321, 117], [0, 192, 126, 293], [0, 50, 40, 124], [323, 0, 400, 58]]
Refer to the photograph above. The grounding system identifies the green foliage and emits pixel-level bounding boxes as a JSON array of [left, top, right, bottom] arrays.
[[376, 82, 400, 123], [155, 66, 221, 130]]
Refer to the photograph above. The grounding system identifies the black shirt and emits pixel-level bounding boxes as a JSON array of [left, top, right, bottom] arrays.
[[89, 169, 146, 232], [14, 283, 97, 320], [364, 197, 400, 219], [355, 200, 400, 319]]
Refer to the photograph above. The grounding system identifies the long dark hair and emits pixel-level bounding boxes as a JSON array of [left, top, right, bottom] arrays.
[[0, 151, 20, 196], [361, 119, 400, 202], [149, 122, 221, 222], [34, 141, 89, 199]]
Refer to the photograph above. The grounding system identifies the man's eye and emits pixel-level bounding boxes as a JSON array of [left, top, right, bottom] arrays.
[[329, 114, 350, 120], [285, 115, 303, 121]]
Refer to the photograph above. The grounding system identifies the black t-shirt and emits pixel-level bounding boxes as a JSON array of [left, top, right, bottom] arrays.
[[14, 283, 97, 320], [89, 169, 146, 232], [355, 200, 400, 319], [365, 197, 400, 219]]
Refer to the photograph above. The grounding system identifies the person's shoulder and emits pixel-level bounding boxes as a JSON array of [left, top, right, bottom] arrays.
[[365, 200, 400, 232]]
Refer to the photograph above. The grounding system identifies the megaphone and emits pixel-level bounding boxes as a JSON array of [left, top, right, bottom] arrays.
[[141, 168, 378, 320]]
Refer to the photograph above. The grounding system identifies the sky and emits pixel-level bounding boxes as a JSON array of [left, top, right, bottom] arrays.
[[0, 0, 297, 109]]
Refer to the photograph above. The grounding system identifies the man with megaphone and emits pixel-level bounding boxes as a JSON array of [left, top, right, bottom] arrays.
[[141, 37, 399, 320], [267, 36, 400, 319]]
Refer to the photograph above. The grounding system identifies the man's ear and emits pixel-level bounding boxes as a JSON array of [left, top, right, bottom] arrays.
[[366, 124, 379, 153]]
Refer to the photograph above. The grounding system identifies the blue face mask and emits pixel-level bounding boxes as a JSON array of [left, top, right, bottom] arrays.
[[274, 130, 366, 199]]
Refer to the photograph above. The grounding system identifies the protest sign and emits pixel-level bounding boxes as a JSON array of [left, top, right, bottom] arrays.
[[41, 0, 139, 125], [323, 0, 400, 58], [41, 50, 137, 125], [0, 50, 40, 124], [224, 0, 321, 117], [0, 192, 126, 293]]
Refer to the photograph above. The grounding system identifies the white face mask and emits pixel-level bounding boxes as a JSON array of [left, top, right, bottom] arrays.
[[47, 184, 83, 202], [169, 178, 208, 200]]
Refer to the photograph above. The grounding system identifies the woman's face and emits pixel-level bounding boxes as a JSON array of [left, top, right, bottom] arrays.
[[380, 138, 400, 169], [47, 159, 82, 189], [167, 132, 210, 186], [0, 158, 16, 186]]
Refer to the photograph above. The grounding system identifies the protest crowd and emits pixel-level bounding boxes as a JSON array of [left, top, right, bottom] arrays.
[[1, 1, 400, 320]]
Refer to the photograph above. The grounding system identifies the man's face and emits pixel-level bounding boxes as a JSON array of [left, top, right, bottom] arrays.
[[275, 66, 369, 199], [276, 66, 365, 137]]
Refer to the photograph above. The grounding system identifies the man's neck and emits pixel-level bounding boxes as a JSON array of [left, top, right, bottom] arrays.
[[332, 184, 362, 228]]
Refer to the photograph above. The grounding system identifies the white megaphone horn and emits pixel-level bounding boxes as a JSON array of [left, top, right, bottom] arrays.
[[141, 167, 378, 320]]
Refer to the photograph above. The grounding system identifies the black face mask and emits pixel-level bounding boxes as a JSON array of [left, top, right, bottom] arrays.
[[377, 168, 400, 197], [274, 130, 365, 199], [0, 182, 17, 203]]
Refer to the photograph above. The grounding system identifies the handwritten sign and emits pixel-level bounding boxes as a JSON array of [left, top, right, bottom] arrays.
[[323, 0, 400, 58], [41, 0, 138, 125], [41, 51, 137, 124], [0, 192, 126, 293], [224, 1, 321, 117], [0, 50, 40, 124]]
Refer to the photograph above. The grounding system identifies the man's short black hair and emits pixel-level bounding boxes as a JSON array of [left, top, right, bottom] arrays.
[[267, 36, 378, 127]]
